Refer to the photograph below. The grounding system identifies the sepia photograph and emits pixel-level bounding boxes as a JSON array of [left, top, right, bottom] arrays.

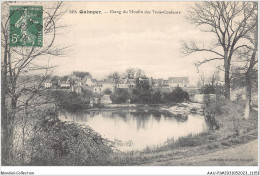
[[1, 0, 259, 174]]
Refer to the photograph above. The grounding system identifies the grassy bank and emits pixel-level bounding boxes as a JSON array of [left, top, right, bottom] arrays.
[[105, 100, 258, 165]]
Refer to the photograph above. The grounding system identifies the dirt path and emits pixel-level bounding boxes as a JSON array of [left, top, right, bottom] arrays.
[[144, 140, 258, 166]]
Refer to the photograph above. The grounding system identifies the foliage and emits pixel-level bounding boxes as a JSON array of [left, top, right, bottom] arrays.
[[163, 87, 189, 103], [231, 68, 258, 92], [61, 76, 69, 81], [20, 116, 113, 166], [150, 91, 162, 104], [110, 89, 130, 104], [111, 86, 189, 104], [103, 88, 112, 95], [51, 76, 60, 87], [51, 90, 90, 111], [171, 87, 189, 103], [73, 71, 91, 79], [200, 84, 215, 94]]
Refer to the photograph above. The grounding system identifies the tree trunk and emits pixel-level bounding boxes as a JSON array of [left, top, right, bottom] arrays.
[[2, 118, 15, 165], [244, 16, 257, 119], [1, 40, 9, 164], [244, 52, 256, 119], [2, 97, 17, 165], [244, 76, 251, 119], [224, 59, 231, 100]]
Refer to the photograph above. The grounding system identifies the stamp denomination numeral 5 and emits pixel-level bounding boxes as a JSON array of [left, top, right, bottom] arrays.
[[11, 34, 20, 43]]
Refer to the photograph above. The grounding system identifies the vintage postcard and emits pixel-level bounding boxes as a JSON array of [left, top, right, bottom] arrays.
[[1, 1, 259, 175]]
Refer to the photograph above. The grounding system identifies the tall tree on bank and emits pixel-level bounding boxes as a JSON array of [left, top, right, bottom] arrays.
[[232, 6, 258, 119], [244, 14, 258, 119], [1, 2, 67, 164], [181, 2, 257, 100]]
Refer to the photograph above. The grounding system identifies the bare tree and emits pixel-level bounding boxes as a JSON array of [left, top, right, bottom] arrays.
[[181, 2, 257, 100], [197, 72, 206, 87], [108, 71, 121, 83], [1, 2, 67, 165], [208, 70, 220, 87], [232, 8, 258, 119]]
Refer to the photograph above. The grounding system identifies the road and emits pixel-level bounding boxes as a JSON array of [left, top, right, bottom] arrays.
[[144, 140, 258, 166]]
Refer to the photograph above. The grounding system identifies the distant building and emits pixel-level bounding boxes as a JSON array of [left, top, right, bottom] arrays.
[[168, 77, 189, 88], [100, 94, 112, 104], [71, 85, 82, 94], [153, 78, 163, 87], [44, 80, 52, 88], [82, 76, 96, 87], [93, 82, 103, 94], [162, 80, 169, 87], [116, 78, 136, 91], [116, 79, 129, 89], [126, 79, 136, 88], [101, 79, 116, 92], [75, 80, 82, 86], [59, 81, 70, 88]]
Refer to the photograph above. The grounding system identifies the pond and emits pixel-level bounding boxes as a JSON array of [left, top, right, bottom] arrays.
[[59, 109, 208, 151]]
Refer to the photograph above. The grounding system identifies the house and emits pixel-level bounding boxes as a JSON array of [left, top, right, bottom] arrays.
[[116, 79, 127, 89], [100, 79, 116, 92], [59, 79, 70, 88], [116, 78, 136, 91], [43, 80, 52, 88], [162, 80, 169, 87], [71, 85, 82, 94], [168, 77, 189, 88], [100, 94, 112, 105], [82, 76, 96, 87], [93, 82, 103, 94], [116, 79, 129, 89], [75, 80, 82, 86], [44, 81, 52, 88], [153, 79, 163, 87], [126, 79, 136, 88]]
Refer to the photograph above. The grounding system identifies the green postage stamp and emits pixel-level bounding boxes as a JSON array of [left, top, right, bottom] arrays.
[[10, 6, 43, 47]]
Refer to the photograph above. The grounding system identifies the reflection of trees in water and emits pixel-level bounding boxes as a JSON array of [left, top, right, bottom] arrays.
[[100, 111, 113, 118], [60, 109, 190, 129], [112, 111, 128, 122], [136, 115, 150, 130], [60, 110, 100, 122], [167, 113, 188, 122]]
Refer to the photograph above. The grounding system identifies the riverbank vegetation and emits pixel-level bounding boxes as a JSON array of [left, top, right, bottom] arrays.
[[51, 90, 92, 111], [8, 106, 114, 166], [110, 86, 189, 104], [105, 99, 258, 165], [50, 86, 190, 112]]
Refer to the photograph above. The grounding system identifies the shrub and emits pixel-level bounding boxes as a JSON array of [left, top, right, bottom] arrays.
[[200, 84, 215, 94], [151, 91, 162, 104], [110, 88, 130, 104], [164, 87, 189, 103], [23, 117, 113, 165], [51, 90, 90, 111]]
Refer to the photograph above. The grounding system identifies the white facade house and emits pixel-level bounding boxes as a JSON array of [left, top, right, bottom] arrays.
[[44, 82, 52, 88], [168, 77, 189, 88]]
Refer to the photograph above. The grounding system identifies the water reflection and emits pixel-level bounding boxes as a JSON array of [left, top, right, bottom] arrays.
[[59, 109, 207, 151]]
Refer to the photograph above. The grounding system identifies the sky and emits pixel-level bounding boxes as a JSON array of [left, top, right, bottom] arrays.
[[34, 2, 222, 85]]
